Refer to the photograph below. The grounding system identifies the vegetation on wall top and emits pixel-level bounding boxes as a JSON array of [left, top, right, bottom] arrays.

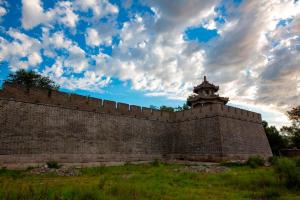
[[5, 69, 59, 91]]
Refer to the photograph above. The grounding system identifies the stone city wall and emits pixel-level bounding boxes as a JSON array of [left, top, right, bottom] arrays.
[[0, 99, 175, 167], [0, 83, 172, 122], [0, 83, 272, 167]]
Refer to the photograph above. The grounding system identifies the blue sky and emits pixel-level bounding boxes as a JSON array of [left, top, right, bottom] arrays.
[[0, 0, 300, 127]]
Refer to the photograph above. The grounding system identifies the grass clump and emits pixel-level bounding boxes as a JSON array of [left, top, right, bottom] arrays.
[[46, 161, 61, 169], [273, 157, 300, 188], [0, 167, 24, 179], [246, 155, 265, 168]]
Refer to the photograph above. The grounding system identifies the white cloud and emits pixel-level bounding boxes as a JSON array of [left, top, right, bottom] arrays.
[[197, 0, 300, 125], [0, 29, 42, 70], [291, 15, 300, 34], [42, 29, 72, 50], [43, 60, 64, 78], [49, 1, 78, 28], [28, 52, 42, 66], [86, 28, 100, 46], [21, 0, 78, 29], [43, 64, 111, 92], [93, 14, 206, 95], [21, 0, 44, 29], [64, 45, 89, 73], [0, 6, 6, 19], [86, 28, 112, 46], [142, 0, 219, 33], [41, 29, 90, 73], [75, 0, 118, 18]]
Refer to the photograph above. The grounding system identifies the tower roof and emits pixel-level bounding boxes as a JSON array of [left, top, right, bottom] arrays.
[[193, 76, 219, 94], [187, 76, 229, 108]]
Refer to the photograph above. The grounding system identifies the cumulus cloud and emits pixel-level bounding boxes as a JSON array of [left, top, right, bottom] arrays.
[[43, 60, 110, 92], [0, 29, 42, 70], [50, 1, 78, 28], [21, 0, 45, 29], [86, 27, 113, 46], [41, 29, 90, 73], [201, 0, 300, 116], [64, 45, 89, 73], [21, 0, 78, 29], [204, 0, 300, 81], [88, 0, 220, 94], [92, 14, 206, 95], [75, 0, 118, 17], [291, 15, 300, 34], [142, 0, 219, 33], [86, 28, 101, 46], [42, 29, 72, 51], [0, 6, 6, 19]]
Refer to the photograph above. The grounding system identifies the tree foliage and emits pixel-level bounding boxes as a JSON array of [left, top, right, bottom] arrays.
[[287, 106, 300, 122], [280, 106, 300, 149], [262, 121, 288, 155], [175, 103, 189, 111], [160, 105, 175, 112], [281, 123, 300, 149], [160, 103, 190, 112], [150, 103, 190, 112], [6, 69, 59, 91]]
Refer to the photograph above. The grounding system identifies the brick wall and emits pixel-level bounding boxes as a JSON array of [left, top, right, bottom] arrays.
[[0, 99, 174, 165], [0, 84, 272, 167]]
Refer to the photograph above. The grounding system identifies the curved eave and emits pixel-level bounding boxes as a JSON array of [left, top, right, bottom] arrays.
[[187, 96, 229, 106], [193, 85, 219, 94]]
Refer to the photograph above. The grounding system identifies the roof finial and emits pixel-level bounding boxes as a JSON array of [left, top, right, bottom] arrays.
[[204, 75, 207, 82]]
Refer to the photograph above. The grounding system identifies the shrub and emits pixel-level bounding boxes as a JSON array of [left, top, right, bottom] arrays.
[[0, 167, 24, 179], [273, 157, 300, 188], [268, 156, 279, 165], [246, 156, 265, 168], [151, 159, 161, 167], [46, 161, 61, 169]]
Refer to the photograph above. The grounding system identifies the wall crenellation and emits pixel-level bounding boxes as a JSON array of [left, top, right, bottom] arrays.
[[0, 83, 261, 123], [173, 104, 261, 123]]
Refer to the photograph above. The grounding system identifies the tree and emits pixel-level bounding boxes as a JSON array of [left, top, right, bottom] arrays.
[[150, 103, 190, 112], [287, 106, 300, 122], [6, 69, 59, 91], [175, 103, 190, 111], [150, 105, 158, 110], [262, 120, 288, 155], [160, 105, 175, 112], [279, 106, 300, 149], [281, 123, 300, 149]]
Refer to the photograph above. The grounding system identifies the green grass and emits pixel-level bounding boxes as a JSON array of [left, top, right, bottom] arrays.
[[0, 163, 299, 200]]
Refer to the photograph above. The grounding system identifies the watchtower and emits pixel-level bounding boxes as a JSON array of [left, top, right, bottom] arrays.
[[187, 76, 229, 108]]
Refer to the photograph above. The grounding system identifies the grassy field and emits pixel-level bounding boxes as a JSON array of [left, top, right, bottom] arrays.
[[0, 161, 299, 200]]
